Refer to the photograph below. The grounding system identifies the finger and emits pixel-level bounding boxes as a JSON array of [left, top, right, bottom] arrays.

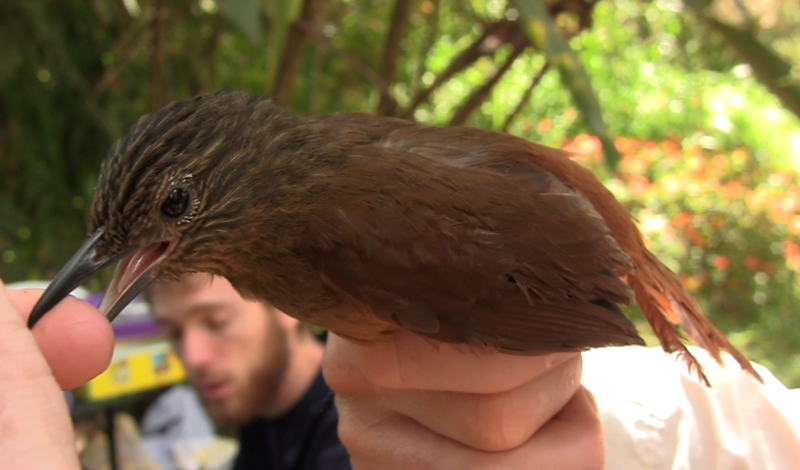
[[7, 288, 114, 390], [386, 355, 583, 451], [510, 386, 605, 470], [324, 330, 577, 394], [0, 281, 82, 468], [336, 384, 604, 470]]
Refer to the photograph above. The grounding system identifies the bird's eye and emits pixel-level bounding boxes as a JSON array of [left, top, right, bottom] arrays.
[[161, 186, 191, 218]]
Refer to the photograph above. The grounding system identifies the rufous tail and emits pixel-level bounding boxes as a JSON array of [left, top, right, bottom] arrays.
[[632, 249, 763, 384]]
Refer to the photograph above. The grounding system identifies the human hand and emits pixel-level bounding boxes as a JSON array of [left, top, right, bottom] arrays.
[[0, 280, 114, 470], [323, 330, 604, 470]]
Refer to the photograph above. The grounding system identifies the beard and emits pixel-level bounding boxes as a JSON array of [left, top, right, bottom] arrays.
[[196, 312, 290, 429]]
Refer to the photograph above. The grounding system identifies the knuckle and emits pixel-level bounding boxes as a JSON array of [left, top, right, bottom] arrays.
[[470, 393, 530, 451]]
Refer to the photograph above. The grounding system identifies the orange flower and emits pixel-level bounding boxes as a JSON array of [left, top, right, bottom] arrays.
[[721, 180, 744, 199], [731, 147, 748, 164], [673, 212, 691, 228], [790, 217, 800, 236], [780, 194, 800, 217], [769, 171, 794, 186], [629, 175, 651, 196], [661, 140, 681, 161], [713, 255, 730, 270], [562, 134, 602, 157], [785, 244, 800, 271], [685, 226, 705, 246], [538, 118, 552, 132], [785, 186, 800, 212], [683, 275, 700, 292], [662, 176, 684, 194], [615, 137, 640, 154], [685, 150, 705, 176], [786, 242, 800, 262], [745, 255, 759, 271], [745, 189, 766, 211], [711, 154, 728, 170], [661, 226, 676, 243], [621, 153, 650, 173], [643, 141, 658, 153]]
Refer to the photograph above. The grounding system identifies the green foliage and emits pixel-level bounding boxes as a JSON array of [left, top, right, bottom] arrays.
[[515, 0, 621, 169]]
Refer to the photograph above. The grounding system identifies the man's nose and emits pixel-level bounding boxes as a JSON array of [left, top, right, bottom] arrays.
[[180, 328, 216, 370]]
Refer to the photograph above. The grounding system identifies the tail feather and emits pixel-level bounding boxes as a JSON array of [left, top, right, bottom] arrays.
[[635, 250, 764, 384], [629, 274, 711, 386]]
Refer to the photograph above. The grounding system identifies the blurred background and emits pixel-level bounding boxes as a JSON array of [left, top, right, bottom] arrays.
[[1, 0, 799, 388]]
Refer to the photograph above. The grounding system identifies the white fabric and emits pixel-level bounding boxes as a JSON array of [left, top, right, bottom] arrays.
[[582, 346, 800, 470]]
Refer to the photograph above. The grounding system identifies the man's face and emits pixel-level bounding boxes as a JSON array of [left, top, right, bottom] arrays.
[[148, 274, 289, 428]]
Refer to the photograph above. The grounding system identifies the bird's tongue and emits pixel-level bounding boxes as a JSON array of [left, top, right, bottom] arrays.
[[115, 243, 170, 291], [99, 241, 173, 320]]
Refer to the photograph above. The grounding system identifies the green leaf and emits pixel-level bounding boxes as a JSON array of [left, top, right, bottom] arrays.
[[681, 0, 713, 10], [513, 0, 621, 170], [218, 0, 260, 44], [703, 16, 800, 121]]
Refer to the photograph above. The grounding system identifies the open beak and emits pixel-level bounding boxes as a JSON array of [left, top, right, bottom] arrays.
[[27, 227, 175, 328]]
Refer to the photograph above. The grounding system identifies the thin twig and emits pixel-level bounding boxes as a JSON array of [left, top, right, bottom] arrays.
[[448, 38, 529, 126], [410, 0, 441, 102], [501, 61, 550, 132], [402, 20, 524, 119], [147, 0, 166, 112], [377, 0, 414, 116], [293, 19, 397, 110], [93, 19, 151, 96]]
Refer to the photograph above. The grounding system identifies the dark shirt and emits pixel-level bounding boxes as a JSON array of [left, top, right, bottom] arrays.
[[232, 371, 352, 470]]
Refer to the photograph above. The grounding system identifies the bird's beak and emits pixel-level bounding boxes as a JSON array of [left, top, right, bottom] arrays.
[[28, 227, 175, 328]]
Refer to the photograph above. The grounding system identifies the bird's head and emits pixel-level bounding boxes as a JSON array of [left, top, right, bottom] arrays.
[[28, 92, 302, 328]]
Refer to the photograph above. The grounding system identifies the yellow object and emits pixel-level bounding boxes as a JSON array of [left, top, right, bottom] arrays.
[[76, 340, 186, 401]]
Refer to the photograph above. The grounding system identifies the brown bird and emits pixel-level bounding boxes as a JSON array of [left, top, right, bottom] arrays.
[[29, 92, 761, 385]]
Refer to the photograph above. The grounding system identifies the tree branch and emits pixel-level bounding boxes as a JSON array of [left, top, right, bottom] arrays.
[[273, 0, 319, 106], [448, 37, 529, 126], [501, 61, 550, 132], [376, 0, 414, 116], [402, 20, 525, 119], [293, 19, 397, 110]]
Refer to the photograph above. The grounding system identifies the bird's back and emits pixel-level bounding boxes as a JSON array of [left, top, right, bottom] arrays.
[[303, 113, 760, 383]]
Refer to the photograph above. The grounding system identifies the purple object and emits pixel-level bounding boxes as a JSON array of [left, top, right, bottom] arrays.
[[87, 292, 165, 340], [85, 292, 105, 308], [112, 318, 164, 339]]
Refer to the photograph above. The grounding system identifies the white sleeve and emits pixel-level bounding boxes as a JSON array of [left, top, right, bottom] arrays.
[[581, 346, 800, 470]]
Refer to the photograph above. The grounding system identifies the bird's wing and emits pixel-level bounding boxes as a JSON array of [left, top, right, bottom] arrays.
[[371, 125, 762, 382], [306, 144, 643, 353]]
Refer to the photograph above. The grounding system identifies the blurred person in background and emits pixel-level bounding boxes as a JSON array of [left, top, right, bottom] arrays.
[[145, 273, 351, 470]]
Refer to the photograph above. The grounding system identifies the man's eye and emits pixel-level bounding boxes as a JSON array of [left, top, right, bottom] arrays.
[[207, 314, 232, 332]]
